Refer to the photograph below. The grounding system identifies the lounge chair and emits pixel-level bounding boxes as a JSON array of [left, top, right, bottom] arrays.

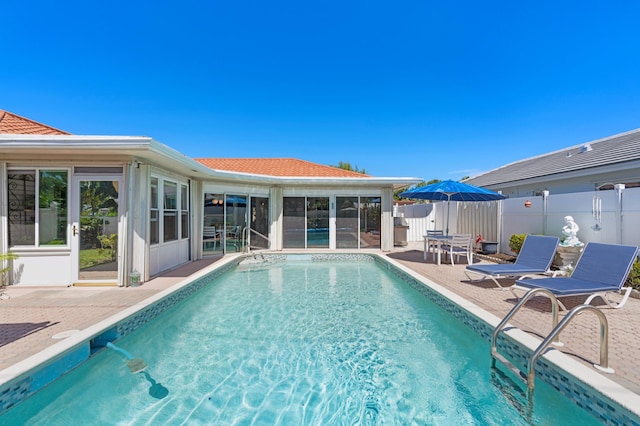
[[465, 235, 560, 289], [513, 242, 639, 310]]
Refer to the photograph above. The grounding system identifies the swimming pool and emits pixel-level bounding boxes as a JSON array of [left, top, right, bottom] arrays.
[[0, 254, 635, 424]]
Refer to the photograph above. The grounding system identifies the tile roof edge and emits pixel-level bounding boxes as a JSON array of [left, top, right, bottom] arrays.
[[0, 109, 71, 135], [194, 157, 371, 178]]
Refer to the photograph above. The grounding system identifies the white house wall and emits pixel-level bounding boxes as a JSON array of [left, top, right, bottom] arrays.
[[147, 167, 191, 277], [3, 162, 125, 286], [488, 167, 640, 198], [11, 252, 71, 286]]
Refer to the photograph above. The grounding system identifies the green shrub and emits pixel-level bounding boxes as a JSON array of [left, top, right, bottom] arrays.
[[626, 258, 640, 291], [509, 234, 527, 254], [1, 252, 18, 289]]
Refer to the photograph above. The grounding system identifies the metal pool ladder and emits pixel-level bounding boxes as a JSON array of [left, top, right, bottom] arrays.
[[491, 288, 614, 396]]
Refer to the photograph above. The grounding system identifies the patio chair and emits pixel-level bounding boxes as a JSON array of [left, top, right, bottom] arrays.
[[513, 242, 639, 310], [464, 235, 560, 289], [203, 226, 218, 251], [423, 230, 444, 258], [226, 225, 244, 252], [441, 234, 473, 265]]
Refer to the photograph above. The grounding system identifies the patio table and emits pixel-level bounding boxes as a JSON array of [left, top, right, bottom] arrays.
[[423, 234, 453, 265]]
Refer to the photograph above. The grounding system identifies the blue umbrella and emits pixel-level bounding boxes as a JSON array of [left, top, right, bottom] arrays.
[[399, 180, 505, 235]]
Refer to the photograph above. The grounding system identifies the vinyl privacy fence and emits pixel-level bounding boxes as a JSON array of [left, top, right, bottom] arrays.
[[396, 185, 640, 254]]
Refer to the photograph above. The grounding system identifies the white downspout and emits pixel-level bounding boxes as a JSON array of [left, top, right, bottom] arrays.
[[542, 190, 549, 235], [615, 184, 625, 244]]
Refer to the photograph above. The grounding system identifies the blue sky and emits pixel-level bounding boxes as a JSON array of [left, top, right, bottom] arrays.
[[3, 1, 639, 181]]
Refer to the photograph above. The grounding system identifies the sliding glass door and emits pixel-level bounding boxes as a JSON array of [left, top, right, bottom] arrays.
[[336, 197, 359, 248], [249, 197, 269, 250], [283, 197, 305, 248], [306, 197, 329, 248]]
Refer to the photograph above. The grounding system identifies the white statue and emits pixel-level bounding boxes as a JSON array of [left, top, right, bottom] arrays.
[[560, 215, 583, 246]]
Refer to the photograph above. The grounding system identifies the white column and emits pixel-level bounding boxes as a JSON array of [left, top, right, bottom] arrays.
[[269, 187, 283, 250], [381, 188, 393, 251], [0, 162, 6, 254], [0, 162, 7, 281], [131, 164, 150, 282], [190, 179, 204, 259]]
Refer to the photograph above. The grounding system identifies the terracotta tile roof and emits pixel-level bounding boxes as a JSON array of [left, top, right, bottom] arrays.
[[195, 158, 371, 178], [0, 110, 70, 135]]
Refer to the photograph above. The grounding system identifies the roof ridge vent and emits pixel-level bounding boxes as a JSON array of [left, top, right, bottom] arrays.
[[580, 143, 593, 153]]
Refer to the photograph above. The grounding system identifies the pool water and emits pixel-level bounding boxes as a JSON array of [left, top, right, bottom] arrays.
[[2, 258, 599, 425]]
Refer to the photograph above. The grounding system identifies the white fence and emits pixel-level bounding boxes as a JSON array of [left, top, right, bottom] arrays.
[[395, 186, 640, 254]]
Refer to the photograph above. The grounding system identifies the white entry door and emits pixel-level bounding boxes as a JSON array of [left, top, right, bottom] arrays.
[[71, 176, 122, 284]]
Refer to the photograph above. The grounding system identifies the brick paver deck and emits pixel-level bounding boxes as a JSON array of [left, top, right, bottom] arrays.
[[1, 245, 639, 399]]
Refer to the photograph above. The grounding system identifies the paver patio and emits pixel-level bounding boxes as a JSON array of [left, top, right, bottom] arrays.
[[1, 243, 639, 400]]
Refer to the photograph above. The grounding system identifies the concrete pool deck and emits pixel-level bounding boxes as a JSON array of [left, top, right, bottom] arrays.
[[1, 243, 640, 400]]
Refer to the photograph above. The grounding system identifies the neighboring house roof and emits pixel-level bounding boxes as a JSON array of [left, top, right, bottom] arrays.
[[465, 128, 640, 187], [0, 110, 70, 135], [195, 158, 371, 178]]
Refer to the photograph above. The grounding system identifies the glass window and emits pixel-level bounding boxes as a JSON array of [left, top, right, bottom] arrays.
[[164, 181, 177, 210], [180, 184, 188, 210], [164, 211, 178, 242], [180, 184, 189, 239], [150, 177, 158, 209], [336, 197, 359, 248], [163, 181, 178, 241], [283, 197, 306, 248], [150, 211, 159, 245], [39, 171, 68, 246], [7, 171, 36, 246], [359, 197, 381, 249], [7, 169, 69, 247], [150, 177, 159, 244]]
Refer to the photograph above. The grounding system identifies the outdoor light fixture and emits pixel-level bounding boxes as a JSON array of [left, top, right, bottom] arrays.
[[524, 199, 532, 208]]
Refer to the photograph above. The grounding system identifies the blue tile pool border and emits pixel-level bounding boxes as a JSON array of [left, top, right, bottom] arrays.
[[0, 253, 638, 425]]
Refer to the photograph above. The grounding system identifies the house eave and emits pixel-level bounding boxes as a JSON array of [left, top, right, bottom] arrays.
[[480, 159, 640, 191], [0, 135, 421, 188]]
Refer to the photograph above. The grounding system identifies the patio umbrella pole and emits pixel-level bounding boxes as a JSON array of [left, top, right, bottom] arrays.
[[445, 199, 451, 236]]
